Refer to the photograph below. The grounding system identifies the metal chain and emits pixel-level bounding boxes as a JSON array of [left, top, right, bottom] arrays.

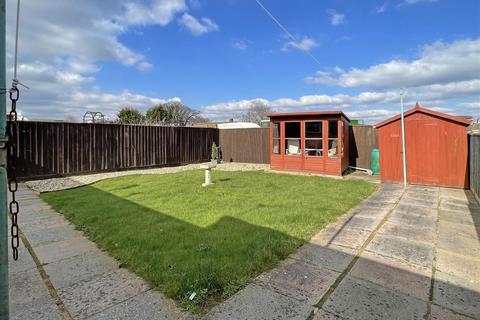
[[7, 87, 20, 260]]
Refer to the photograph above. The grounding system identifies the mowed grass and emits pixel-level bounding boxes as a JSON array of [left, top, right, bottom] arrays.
[[40, 170, 376, 312]]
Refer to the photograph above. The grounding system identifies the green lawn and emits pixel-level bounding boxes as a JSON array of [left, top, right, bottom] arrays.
[[40, 170, 376, 312]]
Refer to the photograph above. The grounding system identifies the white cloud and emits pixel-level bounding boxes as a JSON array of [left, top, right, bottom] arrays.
[[306, 39, 480, 89], [122, 0, 187, 26], [375, 3, 388, 13], [327, 10, 345, 26], [6, 0, 213, 120], [346, 109, 397, 121], [179, 13, 219, 36], [201, 80, 480, 123], [402, 0, 437, 5], [232, 39, 248, 50], [283, 36, 318, 52], [457, 102, 480, 110]]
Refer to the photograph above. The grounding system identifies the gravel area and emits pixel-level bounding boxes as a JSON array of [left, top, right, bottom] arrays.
[[25, 162, 270, 193]]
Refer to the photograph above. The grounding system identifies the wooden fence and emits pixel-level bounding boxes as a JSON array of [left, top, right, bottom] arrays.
[[349, 125, 378, 170], [13, 122, 380, 179], [469, 132, 480, 201], [14, 121, 218, 179], [219, 128, 270, 164]]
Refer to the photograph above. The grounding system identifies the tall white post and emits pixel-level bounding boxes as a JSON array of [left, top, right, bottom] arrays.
[[400, 88, 407, 188]]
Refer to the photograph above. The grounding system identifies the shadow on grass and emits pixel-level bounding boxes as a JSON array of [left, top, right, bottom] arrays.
[[37, 182, 480, 319], [41, 184, 305, 312]]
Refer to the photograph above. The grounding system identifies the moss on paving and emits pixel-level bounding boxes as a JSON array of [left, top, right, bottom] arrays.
[[41, 170, 376, 313]]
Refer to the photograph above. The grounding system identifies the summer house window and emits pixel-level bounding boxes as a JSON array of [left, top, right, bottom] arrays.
[[328, 120, 339, 158], [304, 121, 323, 156], [285, 122, 301, 155], [272, 122, 280, 154]]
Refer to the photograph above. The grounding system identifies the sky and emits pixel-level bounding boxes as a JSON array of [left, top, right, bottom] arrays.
[[5, 0, 480, 123]]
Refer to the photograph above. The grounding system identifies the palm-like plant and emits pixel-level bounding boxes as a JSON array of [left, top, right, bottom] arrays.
[[116, 107, 144, 124]]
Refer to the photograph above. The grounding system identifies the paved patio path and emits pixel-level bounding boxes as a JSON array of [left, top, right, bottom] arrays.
[[205, 185, 480, 320], [8, 182, 480, 320]]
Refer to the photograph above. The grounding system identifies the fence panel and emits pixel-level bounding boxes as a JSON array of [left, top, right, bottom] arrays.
[[219, 128, 270, 164], [14, 121, 219, 179], [470, 133, 480, 201], [348, 125, 378, 170]]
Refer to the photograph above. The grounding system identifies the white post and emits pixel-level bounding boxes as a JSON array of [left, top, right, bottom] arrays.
[[202, 164, 215, 187], [400, 88, 407, 188]]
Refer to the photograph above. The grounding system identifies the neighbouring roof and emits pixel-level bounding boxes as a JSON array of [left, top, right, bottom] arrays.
[[267, 111, 350, 121], [217, 122, 261, 129], [375, 103, 472, 128]]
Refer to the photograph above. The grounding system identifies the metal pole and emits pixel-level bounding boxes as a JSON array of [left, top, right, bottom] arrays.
[[0, 0, 9, 317], [400, 88, 407, 188]]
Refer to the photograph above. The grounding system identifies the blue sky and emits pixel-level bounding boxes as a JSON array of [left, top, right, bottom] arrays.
[[6, 0, 480, 122]]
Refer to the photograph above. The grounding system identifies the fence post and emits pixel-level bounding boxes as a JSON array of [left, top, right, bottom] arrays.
[[0, 0, 10, 318]]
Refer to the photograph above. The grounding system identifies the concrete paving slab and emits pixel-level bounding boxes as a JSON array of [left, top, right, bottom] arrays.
[[433, 271, 480, 319], [255, 258, 339, 304], [44, 251, 119, 289], [291, 243, 356, 273], [87, 290, 186, 320], [9, 268, 50, 306], [350, 251, 431, 301], [394, 203, 438, 217], [363, 192, 400, 204], [430, 304, 476, 320], [438, 232, 480, 258], [347, 206, 388, 221], [388, 209, 438, 228], [441, 197, 480, 208], [438, 220, 479, 240], [59, 268, 150, 319], [8, 243, 36, 274], [341, 215, 381, 232], [311, 227, 371, 250], [204, 283, 312, 320], [323, 276, 427, 320], [439, 188, 474, 201], [366, 234, 434, 268], [378, 221, 436, 244], [440, 200, 480, 213], [20, 214, 70, 232], [24, 223, 84, 247], [34, 236, 99, 264], [355, 200, 395, 213], [312, 309, 344, 320], [10, 294, 63, 320], [18, 209, 61, 224], [436, 249, 480, 282], [405, 185, 439, 194], [439, 209, 480, 227], [400, 195, 439, 208], [20, 209, 56, 221], [16, 197, 51, 207]]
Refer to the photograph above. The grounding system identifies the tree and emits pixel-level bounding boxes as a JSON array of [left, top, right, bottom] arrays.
[[146, 104, 167, 124], [240, 101, 272, 125], [162, 101, 200, 126], [116, 107, 144, 124]]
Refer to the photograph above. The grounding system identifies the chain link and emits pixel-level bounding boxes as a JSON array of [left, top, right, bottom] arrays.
[[7, 87, 20, 260]]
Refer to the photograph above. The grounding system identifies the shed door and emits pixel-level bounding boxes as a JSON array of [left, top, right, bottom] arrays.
[[406, 119, 441, 185]]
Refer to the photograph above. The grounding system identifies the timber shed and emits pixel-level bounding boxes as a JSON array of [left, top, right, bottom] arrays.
[[375, 103, 471, 188], [268, 111, 349, 176]]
